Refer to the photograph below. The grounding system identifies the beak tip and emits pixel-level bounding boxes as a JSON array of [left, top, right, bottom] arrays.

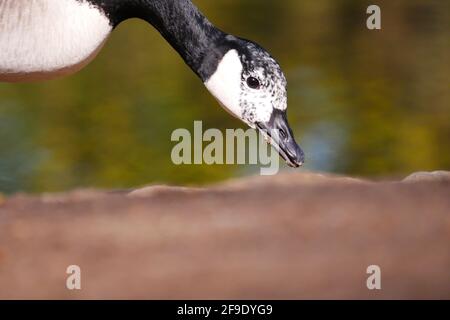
[[293, 147, 305, 167], [286, 152, 304, 168], [280, 141, 305, 168]]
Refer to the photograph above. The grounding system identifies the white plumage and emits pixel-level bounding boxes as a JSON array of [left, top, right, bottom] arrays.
[[0, 0, 111, 81]]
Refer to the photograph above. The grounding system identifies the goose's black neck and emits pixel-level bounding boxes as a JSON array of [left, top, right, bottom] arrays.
[[86, 0, 228, 81]]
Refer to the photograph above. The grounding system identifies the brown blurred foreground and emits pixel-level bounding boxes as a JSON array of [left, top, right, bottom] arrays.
[[0, 172, 449, 299]]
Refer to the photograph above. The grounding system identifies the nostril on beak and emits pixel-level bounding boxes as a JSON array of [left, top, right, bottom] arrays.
[[279, 128, 288, 142]]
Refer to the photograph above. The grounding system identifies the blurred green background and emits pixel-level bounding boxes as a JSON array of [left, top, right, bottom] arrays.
[[0, 0, 449, 194]]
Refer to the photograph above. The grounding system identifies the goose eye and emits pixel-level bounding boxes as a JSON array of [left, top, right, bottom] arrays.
[[246, 77, 260, 89]]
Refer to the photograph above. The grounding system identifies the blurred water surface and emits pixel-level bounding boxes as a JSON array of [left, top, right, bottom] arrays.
[[0, 0, 449, 193]]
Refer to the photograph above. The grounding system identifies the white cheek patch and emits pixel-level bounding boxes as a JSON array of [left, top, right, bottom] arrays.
[[204, 49, 243, 120], [0, 0, 112, 77]]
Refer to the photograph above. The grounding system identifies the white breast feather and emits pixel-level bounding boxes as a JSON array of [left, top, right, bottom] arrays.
[[0, 0, 112, 79]]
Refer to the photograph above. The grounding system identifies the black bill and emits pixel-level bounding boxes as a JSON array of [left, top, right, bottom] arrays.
[[256, 109, 305, 168]]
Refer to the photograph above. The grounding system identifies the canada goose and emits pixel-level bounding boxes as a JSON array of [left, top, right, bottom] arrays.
[[0, 0, 304, 167]]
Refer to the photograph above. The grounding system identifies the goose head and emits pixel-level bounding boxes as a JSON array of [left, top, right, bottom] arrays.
[[204, 36, 305, 167]]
